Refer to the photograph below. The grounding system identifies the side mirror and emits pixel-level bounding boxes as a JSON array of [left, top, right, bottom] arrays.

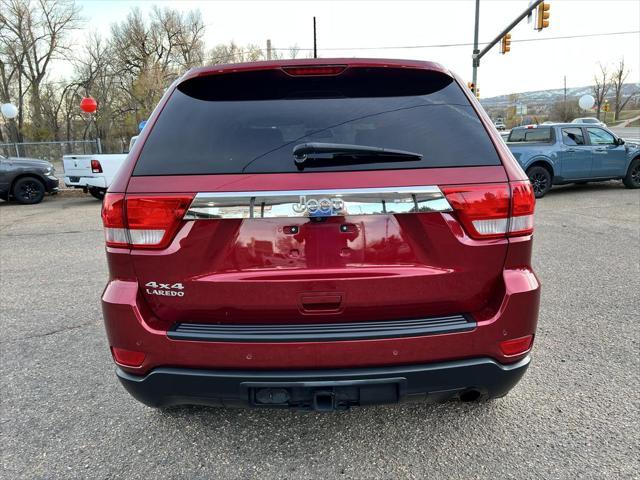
[[616, 137, 625, 146]]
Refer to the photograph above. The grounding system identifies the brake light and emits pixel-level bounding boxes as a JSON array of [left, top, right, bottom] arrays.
[[91, 159, 102, 173], [111, 347, 145, 367], [442, 181, 535, 239], [282, 65, 347, 76], [499, 335, 533, 356], [101, 193, 194, 249]]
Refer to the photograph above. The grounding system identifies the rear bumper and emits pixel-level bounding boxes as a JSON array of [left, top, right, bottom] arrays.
[[64, 176, 106, 188], [117, 355, 530, 409]]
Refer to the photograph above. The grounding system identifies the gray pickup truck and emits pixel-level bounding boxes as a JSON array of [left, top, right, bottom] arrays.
[[0, 154, 59, 204], [506, 123, 640, 197]]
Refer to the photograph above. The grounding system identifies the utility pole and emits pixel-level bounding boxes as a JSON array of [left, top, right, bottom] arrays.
[[471, 0, 546, 88], [313, 17, 317, 59], [472, 0, 480, 89], [266, 39, 272, 60], [563, 75, 567, 119]]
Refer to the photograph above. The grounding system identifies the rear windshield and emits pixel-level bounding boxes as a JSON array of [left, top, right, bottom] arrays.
[[508, 127, 554, 143], [134, 67, 501, 176]]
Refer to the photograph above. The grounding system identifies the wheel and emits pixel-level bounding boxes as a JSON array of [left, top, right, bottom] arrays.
[[623, 158, 640, 189], [88, 187, 106, 201], [526, 166, 552, 198], [12, 177, 45, 204]]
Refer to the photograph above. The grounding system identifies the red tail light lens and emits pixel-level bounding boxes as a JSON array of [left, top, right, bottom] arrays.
[[111, 347, 146, 367], [125, 195, 193, 249], [91, 159, 103, 173], [101, 193, 128, 247], [442, 181, 535, 239], [441, 184, 510, 239], [499, 335, 533, 356], [101, 193, 194, 249], [283, 65, 347, 76]]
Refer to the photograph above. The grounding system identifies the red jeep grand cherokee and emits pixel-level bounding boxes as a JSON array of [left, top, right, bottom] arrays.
[[101, 59, 540, 411]]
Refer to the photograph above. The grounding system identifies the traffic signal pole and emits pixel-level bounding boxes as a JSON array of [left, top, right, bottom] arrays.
[[472, 0, 480, 89], [471, 0, 545, 88]]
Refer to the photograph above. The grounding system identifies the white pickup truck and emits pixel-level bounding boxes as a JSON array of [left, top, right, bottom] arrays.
[[63, 136, 137, 200]]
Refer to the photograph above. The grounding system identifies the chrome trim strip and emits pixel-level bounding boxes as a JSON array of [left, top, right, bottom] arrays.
[[184, 186, 452, 220]]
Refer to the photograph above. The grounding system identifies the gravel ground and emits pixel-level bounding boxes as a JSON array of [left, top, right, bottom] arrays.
[[1, 182, 639, 479]]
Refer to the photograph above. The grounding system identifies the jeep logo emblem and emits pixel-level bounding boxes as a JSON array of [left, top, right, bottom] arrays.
[[292, 195, 344, 215]]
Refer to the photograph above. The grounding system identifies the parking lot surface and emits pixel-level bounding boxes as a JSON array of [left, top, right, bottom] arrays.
[[1, 182, 639, 479]]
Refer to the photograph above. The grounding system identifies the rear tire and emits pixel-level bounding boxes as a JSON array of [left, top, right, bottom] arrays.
[[12, 177, 45, 204], [623, 158, 640, 189], [88, 187, 106, 201], [526, 166, 552, 198]]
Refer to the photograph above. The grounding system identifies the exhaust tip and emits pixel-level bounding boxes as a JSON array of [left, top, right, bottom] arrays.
[[459, 389, 482, 402]]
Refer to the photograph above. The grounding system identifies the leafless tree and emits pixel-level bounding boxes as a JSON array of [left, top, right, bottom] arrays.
[[0, 0, 81, 139], [209, 42, 265, 65], [288, 44, 301, 59], [610, 58, 638, 121], [592, 63, 610, 120], [551, 98, 576, 122]]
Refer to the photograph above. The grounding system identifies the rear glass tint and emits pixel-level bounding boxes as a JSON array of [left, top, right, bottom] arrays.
[[134, 67, 501, 176], [508, 127, 553, 143]]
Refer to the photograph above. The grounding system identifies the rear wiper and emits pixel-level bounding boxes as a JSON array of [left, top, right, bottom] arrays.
[[292, 142, 422, 169]]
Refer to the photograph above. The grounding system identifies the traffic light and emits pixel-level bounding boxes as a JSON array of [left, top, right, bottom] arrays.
[[603, 101, 610, 112], [475, 87, 480, 99], [467, 82, 476, 94], [500, 33, 512, 54], [536, 2, 550, 31]]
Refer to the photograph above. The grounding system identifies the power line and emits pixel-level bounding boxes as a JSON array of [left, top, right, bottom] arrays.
[[277, 30, 639, 52], [15, 29, 640, 85]]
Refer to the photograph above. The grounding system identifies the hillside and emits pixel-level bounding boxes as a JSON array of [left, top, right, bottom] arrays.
[[480, 83, 639, 107]]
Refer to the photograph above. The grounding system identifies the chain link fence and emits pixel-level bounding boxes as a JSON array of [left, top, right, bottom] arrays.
[[0, 139, 103, 174]]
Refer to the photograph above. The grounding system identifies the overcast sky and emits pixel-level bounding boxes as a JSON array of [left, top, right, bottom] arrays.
[[73, 0, 640, 98]]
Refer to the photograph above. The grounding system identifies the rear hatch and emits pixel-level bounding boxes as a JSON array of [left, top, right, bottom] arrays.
[[115, 64, 531, 327]]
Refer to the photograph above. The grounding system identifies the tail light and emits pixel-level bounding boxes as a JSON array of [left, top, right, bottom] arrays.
[[101, 193, 194, 249], [442, 181, 535, 239], [91, 159, 102, 173]]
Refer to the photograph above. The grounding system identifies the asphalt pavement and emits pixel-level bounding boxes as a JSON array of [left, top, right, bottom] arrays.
[[1, 182, 639, 479]]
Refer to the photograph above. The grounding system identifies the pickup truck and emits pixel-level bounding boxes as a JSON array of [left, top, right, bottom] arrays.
[[506, 123, 640, 197], [63, 136, 138, 200]]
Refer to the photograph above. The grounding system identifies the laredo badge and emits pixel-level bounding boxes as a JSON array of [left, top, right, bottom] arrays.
[[145, 281, 185, 297]]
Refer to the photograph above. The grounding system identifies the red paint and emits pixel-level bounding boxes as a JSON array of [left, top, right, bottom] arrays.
[[102, 59, 540, 390]]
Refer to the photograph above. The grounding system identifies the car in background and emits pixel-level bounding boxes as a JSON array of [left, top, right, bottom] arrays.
[[0, 154, 59, 204], [572, 117, 606, 127], [506, 124, 640, 197], [494, 121, 506, 131], [63, 136, 138, 200], [102, 58, 540, 410]]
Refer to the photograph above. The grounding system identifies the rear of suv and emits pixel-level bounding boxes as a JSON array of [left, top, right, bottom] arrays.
[[101, 59, 540, 410]]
